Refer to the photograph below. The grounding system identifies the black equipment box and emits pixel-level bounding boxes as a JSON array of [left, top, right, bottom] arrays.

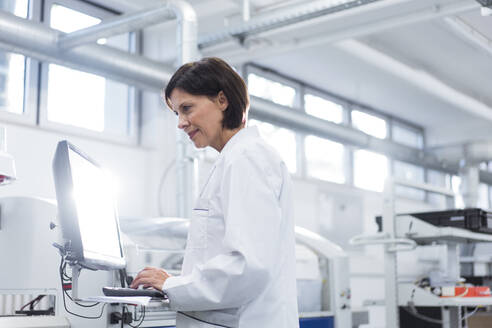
[[409, 208, 492, 234]]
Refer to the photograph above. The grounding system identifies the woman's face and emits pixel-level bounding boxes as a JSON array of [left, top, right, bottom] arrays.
[[169, 88, 228, 151]]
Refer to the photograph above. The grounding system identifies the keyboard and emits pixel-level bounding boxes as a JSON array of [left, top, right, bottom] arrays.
[[102, 287, 167, 299]]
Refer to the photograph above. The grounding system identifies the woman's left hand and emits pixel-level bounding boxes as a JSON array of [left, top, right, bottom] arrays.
[[130, 267, 171, 291]]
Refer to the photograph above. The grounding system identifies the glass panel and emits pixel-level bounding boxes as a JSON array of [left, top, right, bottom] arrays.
[[47, 4, 132, 135], [249, 119, 297, 173], [354, 150, 388, 192], [392, 124, 423, 149], [351, 110, 387, 139], [0, 0, 28, 114], [427, 170, 452, 207], [428, 170, 451, 189], [304, 94, 343, 124], [47, 65, 106, 131], [1, 0, 29, 18], [394, 161, 425, 200], [451, 175, 464, 208], [0, 53, 25, 114], [50, 4, 101, 33], [248, 73, 296, 107], [305, 135, 345, 183], [478, 183, 489, 209]]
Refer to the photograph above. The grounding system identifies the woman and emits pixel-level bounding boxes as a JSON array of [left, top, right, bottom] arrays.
[[131, 57, 299, 328]]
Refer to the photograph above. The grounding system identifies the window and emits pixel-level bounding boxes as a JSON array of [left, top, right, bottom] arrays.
[[248, 73, 296, 107], [354, 150, 388, 192], [427, 170, 452, 207], [478, 183, 489, 209], [41, 2, 136, 139], [305, 135, 345, 183], [304, 94, 344, 124], [351, 110, 387, 139], [393, 161, 425, 200], [0, 0, 29, 115], [392, 123, 424, 149], [451, 175, 464, 208], [249, 119, 297, 173]]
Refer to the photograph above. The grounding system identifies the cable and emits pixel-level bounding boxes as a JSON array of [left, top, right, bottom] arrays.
[[127, 305, 146, 328], [177, 311, 234, 328], [60, 259, 99, 308], [19, 295, 45, 311], [463, 306, 479, 321], [58, 256, 107, 319], [402, 305, 443, 325]]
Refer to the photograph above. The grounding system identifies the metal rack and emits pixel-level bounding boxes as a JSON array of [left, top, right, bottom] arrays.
[[380, 178, 487, 328]]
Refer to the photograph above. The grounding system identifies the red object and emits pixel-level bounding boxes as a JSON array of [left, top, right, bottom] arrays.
[[441, 286, 491, 297], [62, 283, 72, 291]]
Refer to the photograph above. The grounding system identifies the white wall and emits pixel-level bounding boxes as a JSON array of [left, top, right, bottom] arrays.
[[0, 121, 155, 218]]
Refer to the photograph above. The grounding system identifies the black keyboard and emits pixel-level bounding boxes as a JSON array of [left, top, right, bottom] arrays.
[[102, 287, 167, 299]]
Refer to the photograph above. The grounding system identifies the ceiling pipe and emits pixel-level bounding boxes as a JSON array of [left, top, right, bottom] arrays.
[[250, 96, 369, 146], [3, 5, 492, 185], [57, 4, 176, 49], [335, 39, 492, 123], [0, 10, 172, 92], [0, 4, 198, 219], [210, 0, 478, 65], [198, 0, 387, 48]]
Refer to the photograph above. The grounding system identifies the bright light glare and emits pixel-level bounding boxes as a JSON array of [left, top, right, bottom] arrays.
[[249, 119, 297, 173], [69, 150, 121, 259], [451, 175, 464, 208], [304, 94, 344, 124], [1, 53, 25, 114], [50, 4, 101, 33], [352, 110, 387, 139], [248, 73, 296, 107], [305, 135, 345, 183], [47, 64, 105, 131], [354, 150, 388, 192], [14, 0, 28, 17]]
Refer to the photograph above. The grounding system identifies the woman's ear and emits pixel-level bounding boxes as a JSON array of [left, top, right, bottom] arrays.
[[217, 91, 229, 111]]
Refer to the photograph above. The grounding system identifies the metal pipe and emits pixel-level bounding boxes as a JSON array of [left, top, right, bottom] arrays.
[[4, 3, 492, 187], [0, 10, 172, 92], [250, 96, 369, 146], [57, 4, 176, 49], [167, 0, 199, 219], [213, 0, 477, 65], [198, 0, 401, 48]]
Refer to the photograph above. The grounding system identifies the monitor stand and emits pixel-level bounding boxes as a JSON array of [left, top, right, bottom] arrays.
[[71, 264, 83, 301]]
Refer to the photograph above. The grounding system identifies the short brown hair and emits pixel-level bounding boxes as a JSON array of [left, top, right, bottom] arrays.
[[164, 57, 249, 130]]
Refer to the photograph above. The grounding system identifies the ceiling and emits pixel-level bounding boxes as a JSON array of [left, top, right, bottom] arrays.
[[95, 0, 492, 147]]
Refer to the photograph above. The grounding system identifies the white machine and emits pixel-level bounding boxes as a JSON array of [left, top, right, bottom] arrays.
[[0, 196, 113, 328], [120, 216, 360, 328]]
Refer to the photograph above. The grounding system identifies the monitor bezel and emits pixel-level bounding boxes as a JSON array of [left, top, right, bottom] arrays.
[[53, 140, 126, 270]]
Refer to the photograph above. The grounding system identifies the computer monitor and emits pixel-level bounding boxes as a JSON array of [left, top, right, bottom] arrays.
[[53, 140, 126, 270]]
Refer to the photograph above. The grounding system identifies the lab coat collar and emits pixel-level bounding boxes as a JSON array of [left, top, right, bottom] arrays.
[[217, 126, 259, 161], [198, 127, 259, 198]]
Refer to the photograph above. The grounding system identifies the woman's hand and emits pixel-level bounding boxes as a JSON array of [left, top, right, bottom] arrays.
[[130, 267, 172, 291]]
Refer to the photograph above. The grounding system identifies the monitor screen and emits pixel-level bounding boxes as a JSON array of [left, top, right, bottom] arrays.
[[53, 140, 125, 270]]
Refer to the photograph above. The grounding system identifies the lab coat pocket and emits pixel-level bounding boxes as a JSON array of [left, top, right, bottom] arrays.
[[187, 199, 209, 250]]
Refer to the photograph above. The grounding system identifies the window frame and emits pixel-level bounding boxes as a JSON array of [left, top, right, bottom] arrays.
[[303, 87, 348, 125], [350, 106, 389, 140], [38, 0, 140, 145], [0, 0, 38, 126], [245, 64, 301, 109], [391, 120, 425, 149]]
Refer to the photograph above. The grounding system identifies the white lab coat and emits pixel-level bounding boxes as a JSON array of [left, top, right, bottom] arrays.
[[163, 126, 299, 328]]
